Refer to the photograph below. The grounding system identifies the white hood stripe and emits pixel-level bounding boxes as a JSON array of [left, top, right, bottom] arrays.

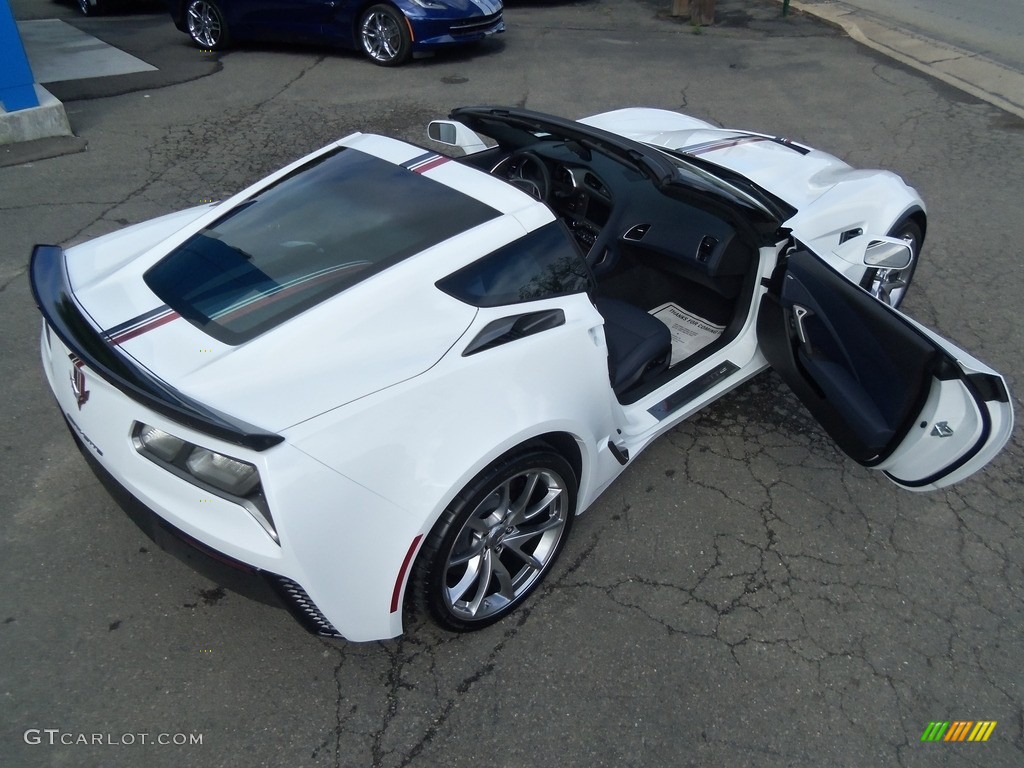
[[402, 151, 451, 174]]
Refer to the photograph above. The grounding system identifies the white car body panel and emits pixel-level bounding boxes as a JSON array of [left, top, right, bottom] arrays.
[[286, 292, 616, 513], [32, 107, 1011, 642], [46, 327, 420, 641], [873, 318, 1014, 490], [62, 134, 556, 432], [581, 108, 925, 258], [65, 204, 218, 293]]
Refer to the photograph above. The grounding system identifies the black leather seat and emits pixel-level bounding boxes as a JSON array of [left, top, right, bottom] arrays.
[[595, 298, 672, 396]]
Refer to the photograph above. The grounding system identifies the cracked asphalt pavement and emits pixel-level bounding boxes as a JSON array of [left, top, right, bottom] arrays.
[[2, 1, 1022, 766]]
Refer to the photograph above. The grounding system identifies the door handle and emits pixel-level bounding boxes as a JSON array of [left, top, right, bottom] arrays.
[[793, 304, 812, 345]]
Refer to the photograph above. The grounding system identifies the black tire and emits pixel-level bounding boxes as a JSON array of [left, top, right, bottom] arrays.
[[186, 0, 231, 51], [359, 4, 412, 67], [860, 217, 923, 309], [411, 447, 577, 632]]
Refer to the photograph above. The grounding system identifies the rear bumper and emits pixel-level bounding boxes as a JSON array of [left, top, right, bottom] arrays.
[[66, 417, 344, 638]]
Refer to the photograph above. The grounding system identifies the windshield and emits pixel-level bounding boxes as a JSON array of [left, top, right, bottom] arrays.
[[145, 147, 499, 344], [652, 145, 796, 222]]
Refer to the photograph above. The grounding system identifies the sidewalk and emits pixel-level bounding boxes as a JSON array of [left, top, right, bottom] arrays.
[[0, 18, 157, 159], [18, 19, 157, 84], [780, 0, 1024, 120], [1, 13, 215, 164]]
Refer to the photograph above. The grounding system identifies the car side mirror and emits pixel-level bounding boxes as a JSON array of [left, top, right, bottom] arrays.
[[427, 121, 488, 154], [832, 233, 913, 270], [864, 238, 913, 270]]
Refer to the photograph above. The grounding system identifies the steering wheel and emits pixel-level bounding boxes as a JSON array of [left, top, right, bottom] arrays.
[[494, 151, 551, 202]]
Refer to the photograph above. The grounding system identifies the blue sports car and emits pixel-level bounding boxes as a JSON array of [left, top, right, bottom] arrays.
[[168, 0, 504, 66]]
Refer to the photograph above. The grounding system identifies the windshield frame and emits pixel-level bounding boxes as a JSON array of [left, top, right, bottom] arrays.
[[650, 144, 797, 223]]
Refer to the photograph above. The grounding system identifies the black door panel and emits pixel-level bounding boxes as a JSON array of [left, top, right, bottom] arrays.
[[758, 250, 937, 464]]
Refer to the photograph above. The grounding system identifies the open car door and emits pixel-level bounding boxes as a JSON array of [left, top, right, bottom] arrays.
[[757, 247, 1013, 490]]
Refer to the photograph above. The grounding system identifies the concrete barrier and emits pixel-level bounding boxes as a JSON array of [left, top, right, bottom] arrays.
[[0, 1, 72, 145]]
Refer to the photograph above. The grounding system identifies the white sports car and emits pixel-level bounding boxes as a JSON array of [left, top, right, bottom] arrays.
[[31, 107, 1013, 641]]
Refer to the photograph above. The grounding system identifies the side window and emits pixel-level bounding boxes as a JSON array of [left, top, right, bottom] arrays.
[[437, 222, 592, 307]]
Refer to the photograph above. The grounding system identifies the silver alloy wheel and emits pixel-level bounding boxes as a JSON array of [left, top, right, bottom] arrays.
[[867, 268, 906, 307], [78, 0, 94, 15], [361, 10, 403, 63], [188, 1, 223, 49], [442, 468, 570, 621]]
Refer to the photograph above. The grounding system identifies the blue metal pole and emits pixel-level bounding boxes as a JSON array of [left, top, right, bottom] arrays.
[[0, 0, 40, 111]]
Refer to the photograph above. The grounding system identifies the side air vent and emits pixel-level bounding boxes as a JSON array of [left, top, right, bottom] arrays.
[[463, 309, 566, 356], [839, 227, 863, 244], [696, 235, 719, 264], [623, 224, 650, 241]]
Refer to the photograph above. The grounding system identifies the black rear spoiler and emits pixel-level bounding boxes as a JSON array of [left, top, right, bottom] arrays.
[[29, 245, 283, 452]]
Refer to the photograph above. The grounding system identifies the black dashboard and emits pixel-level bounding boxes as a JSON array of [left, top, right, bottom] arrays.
[[495, 140, 752, 292], [550, 164, 613, 252]]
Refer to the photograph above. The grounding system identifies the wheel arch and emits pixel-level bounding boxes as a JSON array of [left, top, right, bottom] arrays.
[[892, 206, 927, 243], [351, 0, 381, 30], [786, 172, 927, 261], [402, 431, 584, 631], [531, 431, 584, 494], [351, 1, 412, 40], [424, 428, 588, 533]]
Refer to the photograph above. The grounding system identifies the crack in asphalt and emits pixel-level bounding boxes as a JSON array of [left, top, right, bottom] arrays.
[[393, 536, 602, 768], [56, 54, 331, 249], [10, 9, 1021, 763], [0, 267, 27, 294], [311, 534, 604, 768], [517, 376, 1024, 764]]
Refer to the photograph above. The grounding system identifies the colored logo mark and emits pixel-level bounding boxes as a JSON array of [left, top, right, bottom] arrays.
[[921, 721, 996, 742]]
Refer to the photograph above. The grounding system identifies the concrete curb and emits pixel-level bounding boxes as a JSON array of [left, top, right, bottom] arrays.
[[776, 0, 1024, 120], [0, 83, 73, 145], [0, 134, 87, 167]]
